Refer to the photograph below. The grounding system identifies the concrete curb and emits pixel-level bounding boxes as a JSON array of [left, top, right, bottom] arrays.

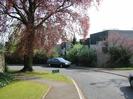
[[69, 77, 86, 99], [42, 86, 52, 99]]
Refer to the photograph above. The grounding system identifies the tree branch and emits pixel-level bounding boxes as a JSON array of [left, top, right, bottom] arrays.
[[7, 14, 23, 21], [35, 0, 72, 29], [12, 2, 27, 24], [20, 0, 29, 16], [0, 2, 23, 22]]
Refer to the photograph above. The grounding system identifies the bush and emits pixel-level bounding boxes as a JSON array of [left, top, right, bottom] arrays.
[[108, 46, 132, 67], [6, 51, 48, 64], [5, 54, 24, 64], [66, 44, 97, 66], [0, 73, 13, 88], [33, 51, 48, 64], [48, 50, 59, 58], [66, 44, 82, 64], [78, 47, 97, 67]]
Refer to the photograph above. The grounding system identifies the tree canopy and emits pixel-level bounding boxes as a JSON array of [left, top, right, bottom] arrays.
[[0, 0, 100, 71]]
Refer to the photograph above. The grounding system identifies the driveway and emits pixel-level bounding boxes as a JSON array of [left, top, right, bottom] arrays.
[[9, 65, 133, 99]]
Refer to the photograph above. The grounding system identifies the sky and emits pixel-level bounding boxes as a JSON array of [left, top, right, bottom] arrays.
[[88, 0, 133, 35]]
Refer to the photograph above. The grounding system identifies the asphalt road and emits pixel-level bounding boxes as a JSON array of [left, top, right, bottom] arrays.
[[63, 69, 133, 99], [9, 65, 133, 99]]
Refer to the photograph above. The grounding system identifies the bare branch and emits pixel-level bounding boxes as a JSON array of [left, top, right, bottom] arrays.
[[7, 14, 22, 21], [20, 0, 29, 16], [12, 2, 27, 24], [35, 0, 72, 29]]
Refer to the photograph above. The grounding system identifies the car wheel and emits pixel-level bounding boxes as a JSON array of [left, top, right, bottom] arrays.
[[60, 64, 63, 68], [130, 79, 133, 88], [48, 64, 51, 66]]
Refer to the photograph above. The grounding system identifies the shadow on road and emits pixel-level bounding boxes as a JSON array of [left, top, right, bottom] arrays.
[[120, 86, 133, 99]]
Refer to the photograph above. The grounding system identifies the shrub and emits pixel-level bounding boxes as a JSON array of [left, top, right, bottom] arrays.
[[5, 54, 24, 64], [105, 33, 133, 67], [66, 44, 97, 66], [78, 46, 97, 66], [47, 49, 60, 58], [108, 46, 132, 67], [0, 73, 13, 88], [6, 51, 48, 64], [66, 44, 82, 64], [33, 52, 48, 64]]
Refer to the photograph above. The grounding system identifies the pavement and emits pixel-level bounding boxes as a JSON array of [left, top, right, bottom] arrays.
[[31, 79, 80, 99]]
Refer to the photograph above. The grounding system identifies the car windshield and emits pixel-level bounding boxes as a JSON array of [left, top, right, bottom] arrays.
[[57, 58, 67, 62]]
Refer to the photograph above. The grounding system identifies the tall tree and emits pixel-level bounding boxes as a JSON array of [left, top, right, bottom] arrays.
[[72, 34, 77, 45], [0, 0, 100, 72]]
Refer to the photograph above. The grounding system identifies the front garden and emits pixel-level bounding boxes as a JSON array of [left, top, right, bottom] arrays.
[[0, 71, 71, 99]]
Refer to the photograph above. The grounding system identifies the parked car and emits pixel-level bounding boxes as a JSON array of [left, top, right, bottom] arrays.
[[47, 57, 71, 68], [129, 73, 133, 87]]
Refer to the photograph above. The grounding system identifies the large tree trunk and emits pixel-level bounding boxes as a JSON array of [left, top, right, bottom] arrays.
[[22, 54, 33, 72], [21, 38, 34, 72], [21, 42, 34, 72], [20, 25, 35, 72]]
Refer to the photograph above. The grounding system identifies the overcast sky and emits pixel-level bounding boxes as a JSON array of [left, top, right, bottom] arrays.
[[88, 0, 133, 35]]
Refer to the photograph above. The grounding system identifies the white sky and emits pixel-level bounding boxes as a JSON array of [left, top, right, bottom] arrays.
[[88, 0, 133, 35]]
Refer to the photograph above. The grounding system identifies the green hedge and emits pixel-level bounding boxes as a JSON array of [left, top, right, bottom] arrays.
[[66, 44, 97, 66], [5, 53, 48, 64]]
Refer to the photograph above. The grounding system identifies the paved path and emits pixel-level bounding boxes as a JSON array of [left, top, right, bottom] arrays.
[[9, 66, 80, 99], [34, 79, 79, 99]]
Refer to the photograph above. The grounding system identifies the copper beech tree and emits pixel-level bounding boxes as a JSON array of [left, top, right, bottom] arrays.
[[0, 0, 100, 72]]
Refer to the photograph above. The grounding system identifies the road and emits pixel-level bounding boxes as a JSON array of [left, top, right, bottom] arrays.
[[9, 65, 133, 99]]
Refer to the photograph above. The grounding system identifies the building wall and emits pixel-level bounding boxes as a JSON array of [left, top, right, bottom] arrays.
[[90, 30, 133, 45], [90, 30, 133, 66], [91, 41, 110, 67], [108, 30, 133, 40], [90, 31, 108, 45]]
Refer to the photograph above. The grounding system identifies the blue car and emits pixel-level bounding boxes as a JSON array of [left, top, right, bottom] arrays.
[[47, 57, 71, 68]]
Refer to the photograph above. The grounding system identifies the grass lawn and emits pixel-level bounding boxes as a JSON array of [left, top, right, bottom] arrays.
[[0, 69, 71, 99], [0, 81, 48, 99], [25, 72, 72, 83]]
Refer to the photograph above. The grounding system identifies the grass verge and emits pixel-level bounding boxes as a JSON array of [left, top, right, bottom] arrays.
[[0, 81, 48, 99], [26, 72, 72, 83]]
